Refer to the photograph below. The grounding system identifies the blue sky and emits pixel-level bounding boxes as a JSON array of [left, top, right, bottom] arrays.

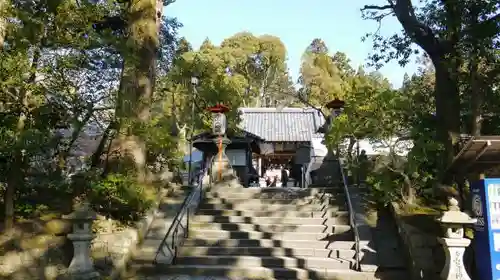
[[166, 0, 419, 88]]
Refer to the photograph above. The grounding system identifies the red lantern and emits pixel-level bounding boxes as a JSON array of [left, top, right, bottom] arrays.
[[206, 103, 230, 114]]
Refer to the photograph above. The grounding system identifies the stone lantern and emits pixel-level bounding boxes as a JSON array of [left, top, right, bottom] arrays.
[[325, 98, 345, 158], [62, 203, 99, 279], [436, 197, 476, 280], [325, 98, 345, 117]]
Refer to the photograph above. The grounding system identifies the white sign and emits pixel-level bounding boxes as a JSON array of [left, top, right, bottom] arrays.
[[489, 184, 500, 230], [259, 143, 274, 155], [494, 233, 500, 252]]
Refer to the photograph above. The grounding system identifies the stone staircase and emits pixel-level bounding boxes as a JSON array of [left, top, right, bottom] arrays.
[[160, 185, 380, 279]]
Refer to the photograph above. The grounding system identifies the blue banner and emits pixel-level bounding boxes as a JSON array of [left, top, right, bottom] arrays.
[[471, 178, 500, 280]]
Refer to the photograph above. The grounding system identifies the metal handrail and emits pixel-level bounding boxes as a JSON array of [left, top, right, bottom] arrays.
[[338, 158, 361, 271], [154, 170, 205, 264]]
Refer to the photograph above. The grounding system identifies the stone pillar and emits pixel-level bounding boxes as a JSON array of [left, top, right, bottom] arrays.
[[437, 198, 476, 280], [211, 136, 233, 183], [257, 157, 262, 177], [63, 203, 100, 280]]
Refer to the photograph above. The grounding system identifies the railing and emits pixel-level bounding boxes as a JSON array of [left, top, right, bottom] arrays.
[[154, 170, 205, 264], [338, 158, 361, 271]]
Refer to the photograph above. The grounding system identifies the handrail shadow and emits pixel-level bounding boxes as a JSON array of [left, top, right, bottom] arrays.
[[338, 158, 362, 271]]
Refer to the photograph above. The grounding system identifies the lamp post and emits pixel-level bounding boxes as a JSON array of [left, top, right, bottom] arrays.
[[188, 76, 199, 185]]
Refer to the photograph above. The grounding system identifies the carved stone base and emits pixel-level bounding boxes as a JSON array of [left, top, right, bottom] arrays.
[[211, 137, 234, 183], [438, 237, 471, 280]]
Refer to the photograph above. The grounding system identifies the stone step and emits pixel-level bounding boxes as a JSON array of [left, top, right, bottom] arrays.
[[205, 187, 316, 195], [203, 194, 347, 203], [201, 196, 348, 206], [198, 202, 328, 212], [174, 255, 352, 269], [307, 186, 347, 193], [192, 213, 349, 225], [203, 197, 328, 205], [182, 238, 356, 249], [189, 227, 352, 240], [145, 218, 175, 239], [195, 209, 339, 218], [204, 191, 345, 200], [190, 222, 329, 233], [209, 186, 318, 194], [161, 265, 393, 280], [178, 246, 357, 259]]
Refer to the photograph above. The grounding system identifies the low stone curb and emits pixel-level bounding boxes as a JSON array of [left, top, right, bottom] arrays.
[[108, 187, 170, 280]]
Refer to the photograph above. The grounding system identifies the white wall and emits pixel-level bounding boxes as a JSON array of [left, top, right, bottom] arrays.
[[311, 135, 413, 156], [310, 136, 328, 157], [350, 138, 413, 156]]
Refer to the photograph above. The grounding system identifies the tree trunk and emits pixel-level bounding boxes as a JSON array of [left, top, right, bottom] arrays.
[[389, 0, 462, 183], [469, 57, 482, 137], [433, 60, 461, 183], [4, 46, 40, 229], [347, 137, 355, 163], [109, 0, 159, 182], [0, 0, 7, 49]]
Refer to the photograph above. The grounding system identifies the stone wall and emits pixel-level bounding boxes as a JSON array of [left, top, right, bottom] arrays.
[[92, 220, 150, 277], [390, 202, 444, 280], [0, 182, 178, 280]]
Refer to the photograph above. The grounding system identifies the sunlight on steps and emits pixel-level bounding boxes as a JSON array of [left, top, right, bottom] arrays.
[[128, 185, 407, 280]]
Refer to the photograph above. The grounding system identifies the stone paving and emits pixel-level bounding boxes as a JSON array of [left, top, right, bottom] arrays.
[[143, 276, 232, 280]]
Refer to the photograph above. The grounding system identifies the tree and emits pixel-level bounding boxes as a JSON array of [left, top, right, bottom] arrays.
[[220, 32, 292, 107], [163, 32, 296, 135], [107, 0, 162, 183], [298, 39, 348, 107], [0, 0, 182, 229], [362, 0, 500, 182]]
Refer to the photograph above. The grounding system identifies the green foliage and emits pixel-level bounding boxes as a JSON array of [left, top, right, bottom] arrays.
[[0, 0, 184, 229], [161, 32, 296, 135], [87, 174, 155, 223], [298, 39, 350, 106], [362, 0, 500, 187]]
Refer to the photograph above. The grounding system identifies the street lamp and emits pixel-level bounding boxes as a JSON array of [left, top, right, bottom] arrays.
[[188, 75, 199, 185]]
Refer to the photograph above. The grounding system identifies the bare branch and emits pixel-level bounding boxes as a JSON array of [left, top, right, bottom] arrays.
[[392, 0, 444, 57], [361, 5, 393, 11], [295, 91, 327, 119]]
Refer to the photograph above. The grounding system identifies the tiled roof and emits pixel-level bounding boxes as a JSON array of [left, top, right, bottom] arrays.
[[239, 107, 325, 142]]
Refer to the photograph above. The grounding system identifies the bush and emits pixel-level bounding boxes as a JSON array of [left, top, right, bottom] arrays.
[[87, 173, 155, 223]]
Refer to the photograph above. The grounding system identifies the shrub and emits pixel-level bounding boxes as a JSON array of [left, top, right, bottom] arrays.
[[87, 173, 155, 223]]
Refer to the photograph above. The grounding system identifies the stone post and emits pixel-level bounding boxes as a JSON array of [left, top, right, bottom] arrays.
[[62, 203, 100, 280], [211, 136, 233, 183], [436, 198, 476, 280]]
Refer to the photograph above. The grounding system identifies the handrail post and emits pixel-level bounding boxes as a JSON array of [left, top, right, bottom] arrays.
[[186, 208, 190, 238], [153, 170, 206, 264]]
